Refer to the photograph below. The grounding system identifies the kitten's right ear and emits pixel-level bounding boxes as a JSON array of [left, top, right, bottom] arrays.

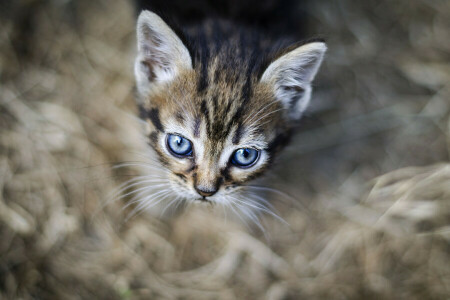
[[135, 11, 192, 95]]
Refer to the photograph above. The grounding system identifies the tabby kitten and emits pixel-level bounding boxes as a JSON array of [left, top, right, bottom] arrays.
[[131, 8, 326, 220]]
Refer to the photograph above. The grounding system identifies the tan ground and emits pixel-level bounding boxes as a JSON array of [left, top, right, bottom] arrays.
[[0, 0, 449, 299]]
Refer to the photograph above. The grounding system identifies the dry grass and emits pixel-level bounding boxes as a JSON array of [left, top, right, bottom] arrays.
[[0, 0, 449, 299]]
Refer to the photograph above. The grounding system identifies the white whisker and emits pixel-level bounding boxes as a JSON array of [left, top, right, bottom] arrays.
[[247, 108, 284, 129], [110, 178, 168, 202], [122, 151, 163, 164], [232, 200, 267, 237], [226, 196, 250, 229], [96, 176, 162, 214], [244, 185, 310, 212], [160, 195, 181, 216], [243, 99, 278, 125], [123, 188, 168, 210], [229, 194, 288, 226], [132, 187, 170, 206], [220, 201, 228, 224], [113, 162, 167, 173], [173, 196, 186, 211], [121, 183, 170, 203], [238, 190, 275, 209], [125, 189, 172, 221]]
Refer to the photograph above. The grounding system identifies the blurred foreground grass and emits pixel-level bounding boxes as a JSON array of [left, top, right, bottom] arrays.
[[0, 0, 449, 299]]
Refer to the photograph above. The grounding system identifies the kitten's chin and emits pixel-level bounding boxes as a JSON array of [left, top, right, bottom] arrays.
[[194, 198, 209, 202], [192, 199, 212, 205]]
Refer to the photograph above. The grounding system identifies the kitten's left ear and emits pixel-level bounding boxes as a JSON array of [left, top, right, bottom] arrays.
[[260, 42, 327, 120], [135, 11, 192, 96]]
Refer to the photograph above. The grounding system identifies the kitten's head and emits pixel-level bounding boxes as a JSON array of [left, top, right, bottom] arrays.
[[133, 11, 325, 208]]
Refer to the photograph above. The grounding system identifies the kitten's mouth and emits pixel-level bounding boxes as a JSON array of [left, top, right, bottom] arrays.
[[195, 197, 209, 203]]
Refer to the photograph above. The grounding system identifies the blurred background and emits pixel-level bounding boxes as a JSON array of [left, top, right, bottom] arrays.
[[0, 0, 449, 299]]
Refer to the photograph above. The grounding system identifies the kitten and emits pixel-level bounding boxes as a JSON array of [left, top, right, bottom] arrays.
[[131, 3, 326, 221]]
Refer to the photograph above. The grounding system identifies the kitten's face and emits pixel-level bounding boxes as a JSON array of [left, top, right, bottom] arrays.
[[139, 67, 287, 203], [133, 11, 326, 209]]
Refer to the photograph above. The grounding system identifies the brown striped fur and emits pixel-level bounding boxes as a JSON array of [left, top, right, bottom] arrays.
[[133, 11, 326, 214]]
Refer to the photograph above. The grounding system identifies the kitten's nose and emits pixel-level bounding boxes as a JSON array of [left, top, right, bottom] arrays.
[[195, 186, 217, 197]]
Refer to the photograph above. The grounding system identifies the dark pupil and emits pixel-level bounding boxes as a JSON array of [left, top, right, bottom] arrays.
[[175, 137, 182, 146], [242, 149, 250, 158]]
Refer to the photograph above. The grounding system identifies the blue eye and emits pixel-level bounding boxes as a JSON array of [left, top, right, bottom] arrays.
[[231, 148, 259, 167], [167, 134, 193, 157]]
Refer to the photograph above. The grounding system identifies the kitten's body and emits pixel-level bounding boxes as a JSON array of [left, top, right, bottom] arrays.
[[131, 1, 326, 221]]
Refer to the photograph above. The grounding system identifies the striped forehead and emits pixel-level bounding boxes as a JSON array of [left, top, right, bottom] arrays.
[[142, 82, 279, 141], [161, 82, 277, 146], [166, 110, 269, 145], [140, 58, 283, 149]]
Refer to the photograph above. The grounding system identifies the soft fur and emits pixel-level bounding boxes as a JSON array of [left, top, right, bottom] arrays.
[[133, 10, 326, 219]]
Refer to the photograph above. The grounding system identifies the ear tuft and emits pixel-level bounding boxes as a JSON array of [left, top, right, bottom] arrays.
[[261, 42, 327, 120], [135, 11, 192, 96]]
